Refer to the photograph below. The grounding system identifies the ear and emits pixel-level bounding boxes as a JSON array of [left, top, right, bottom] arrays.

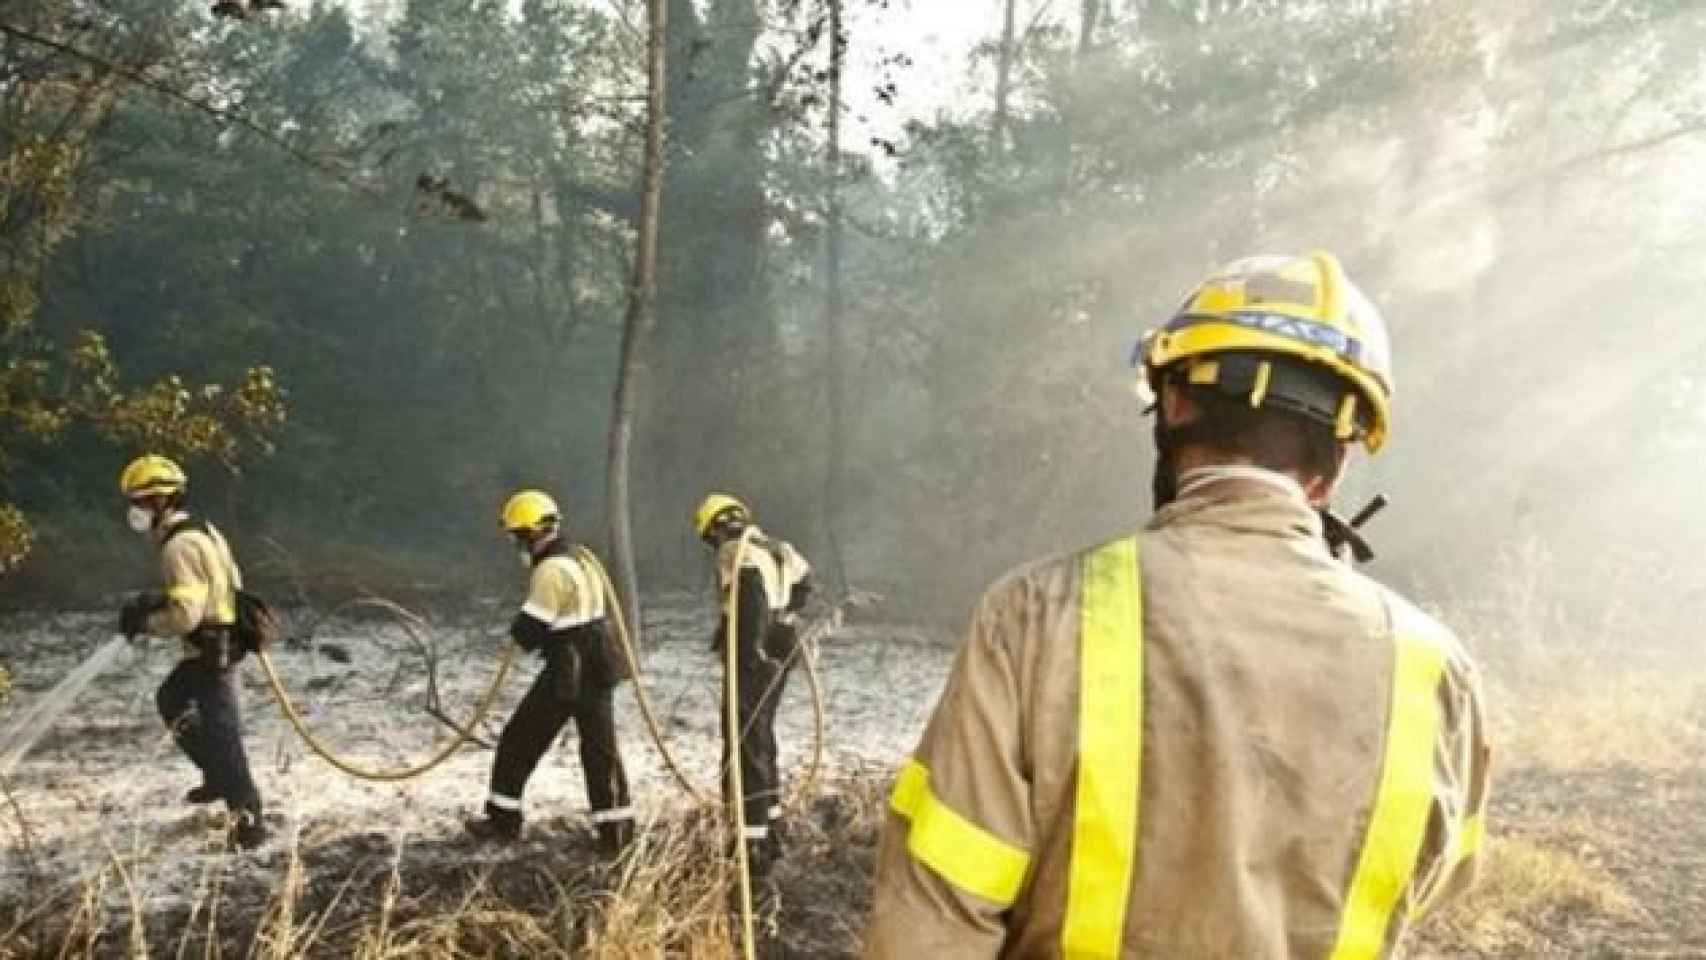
[[1303, 444, 1353, 507], [1158, 378, 1198, 428]]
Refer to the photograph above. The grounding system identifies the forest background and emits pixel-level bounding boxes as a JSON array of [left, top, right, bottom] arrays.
[[4, 0, 1705, 640]]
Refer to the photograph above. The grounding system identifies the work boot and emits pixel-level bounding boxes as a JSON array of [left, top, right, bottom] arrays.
[[596, 819, 635, 856], [464, 812, 523, 842], [745, 836, 783, 884], [230, 810, 268, 851], [184, 782, 221, 805]]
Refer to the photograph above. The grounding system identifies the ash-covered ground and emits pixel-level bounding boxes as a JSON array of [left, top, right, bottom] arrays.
[[0, 594, 952, 933]]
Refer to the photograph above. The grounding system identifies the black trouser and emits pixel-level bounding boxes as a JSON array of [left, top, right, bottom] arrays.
[[721, 616, 798, 848], [487, 627, 630, 837], [156, 631, 262, 817]]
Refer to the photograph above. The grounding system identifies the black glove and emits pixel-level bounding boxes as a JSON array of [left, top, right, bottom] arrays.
[[120, 593, 162, 639]]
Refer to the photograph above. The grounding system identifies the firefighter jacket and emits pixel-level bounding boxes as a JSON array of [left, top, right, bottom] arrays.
[[149, 513, 242, 644], [864, 481, 1492, 960], [714, 527, 812, 615], [512, 539, 629, 681]]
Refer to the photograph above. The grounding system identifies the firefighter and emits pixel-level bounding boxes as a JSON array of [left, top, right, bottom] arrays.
[[694, 493, 812, 880], [865, 251, 1493, 958], [465, 490, 635, 853], [118, 455, 267, 850]]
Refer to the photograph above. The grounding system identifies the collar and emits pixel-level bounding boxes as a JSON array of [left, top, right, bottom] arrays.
[[151, 510, 192, 546], [531, 534, 568, 567], [1175, 464, 1308, 504], [1150, 471, 1324, 544]]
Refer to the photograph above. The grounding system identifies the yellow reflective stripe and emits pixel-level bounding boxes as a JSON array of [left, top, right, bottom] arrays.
[[889, 759, 1031, 906], [1328, 622, 1449, 960], [1062, 537, 1143, 959], [166, 583, 208, 602]]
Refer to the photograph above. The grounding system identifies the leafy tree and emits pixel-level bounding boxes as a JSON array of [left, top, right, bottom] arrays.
[[1, 2, 286, 576]]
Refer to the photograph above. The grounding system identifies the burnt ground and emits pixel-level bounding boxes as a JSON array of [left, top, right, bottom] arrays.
[[3, 605, 1705, 958], [1411, 766, 1706, 959], [0, 789, 883, 958], [11, 765, 1703, 959]]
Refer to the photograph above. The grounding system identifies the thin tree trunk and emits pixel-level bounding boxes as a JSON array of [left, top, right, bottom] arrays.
[[1078, 0, 1099, 57], [820, 0, 850, 600], [991, 0, 1017, 156], [607, 0, 668, 643]]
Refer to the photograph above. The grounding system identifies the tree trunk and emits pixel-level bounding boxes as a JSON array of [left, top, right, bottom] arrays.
[[1078, 0, 1099, 57], [820, 0, 850, 600], [991, 0, 1018, 156], [607, 0, 668, 644]]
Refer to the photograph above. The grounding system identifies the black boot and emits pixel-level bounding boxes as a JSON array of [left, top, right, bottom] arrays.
[[596, 819, 634, 856], [185, 782, 221, 805], [230, 809, 268, 851], [465, 805, 523, 842]]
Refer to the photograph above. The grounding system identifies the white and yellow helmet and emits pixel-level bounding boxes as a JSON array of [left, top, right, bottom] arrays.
[[500, 489, 560, 536], [119, 455, 188, 499], [692, 493, 749, 539], [1138, 250, 1394, 452]]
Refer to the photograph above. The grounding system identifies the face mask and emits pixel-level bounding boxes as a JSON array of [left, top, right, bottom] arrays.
[[518, 550, 534, 569], [127, 505, 154, 533]]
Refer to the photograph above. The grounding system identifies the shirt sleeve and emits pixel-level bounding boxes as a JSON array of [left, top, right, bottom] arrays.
[[1413, 649, 1494, 913], [864, 577, 1033, 959], [147, 536, 210, 637]]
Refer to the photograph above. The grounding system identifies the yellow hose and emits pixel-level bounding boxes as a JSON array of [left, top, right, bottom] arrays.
[[574, 545, 706, 802], [256, 610, 519, 782], [725, 528, 758, 960], [577, 544, 828, 810], [254, 542, 832, 907]]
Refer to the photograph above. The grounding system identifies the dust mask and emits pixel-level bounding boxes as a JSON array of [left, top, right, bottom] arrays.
[[127, 505, 154, 533], [518, 550, 533, 569]]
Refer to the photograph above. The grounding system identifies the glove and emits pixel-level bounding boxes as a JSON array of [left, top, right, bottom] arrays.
[[120, 593, 162, 639]]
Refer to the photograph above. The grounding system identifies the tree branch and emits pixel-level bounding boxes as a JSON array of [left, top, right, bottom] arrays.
[[0, 19, 372, 195]]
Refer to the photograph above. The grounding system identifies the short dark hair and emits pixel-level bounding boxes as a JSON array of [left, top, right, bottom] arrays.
[[1180, 384, 1343, 481]]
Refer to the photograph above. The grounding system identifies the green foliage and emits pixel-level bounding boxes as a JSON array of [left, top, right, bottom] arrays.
[[2, 0, 1703, 622], [0, 4, 287, 577]]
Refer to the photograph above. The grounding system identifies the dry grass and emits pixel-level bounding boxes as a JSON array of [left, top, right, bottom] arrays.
[[1489, 659, 1706, 773], [0, 786, 888, 959], [1424, 835, 1641, 954]]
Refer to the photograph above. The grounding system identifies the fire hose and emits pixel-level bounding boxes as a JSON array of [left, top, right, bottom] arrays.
[[254, 539, 826, 960], [256, 545, 828, 805]]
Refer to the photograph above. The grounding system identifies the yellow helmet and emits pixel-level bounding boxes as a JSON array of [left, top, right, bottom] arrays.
[[1140, 250, 1394, 452], [500, 490, 560, 535], [119, 455, 188, 499], [692, 493, 749, 539]]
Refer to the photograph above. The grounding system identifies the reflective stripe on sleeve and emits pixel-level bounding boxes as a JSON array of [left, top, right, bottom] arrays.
[[889, 759, 1031, 907], [591, 806, 634, 824], [1327, 614, 1450, 960], [1062, 536, 1144, 959], [167, 583, 208, 603]]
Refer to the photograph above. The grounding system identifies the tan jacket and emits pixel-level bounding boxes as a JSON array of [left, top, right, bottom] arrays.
[[865, 483, 1491, 960], [148, 513, 242, 641]]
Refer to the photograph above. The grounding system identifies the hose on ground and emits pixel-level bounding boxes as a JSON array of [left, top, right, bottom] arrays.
[[255, 599, 519, 783]]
